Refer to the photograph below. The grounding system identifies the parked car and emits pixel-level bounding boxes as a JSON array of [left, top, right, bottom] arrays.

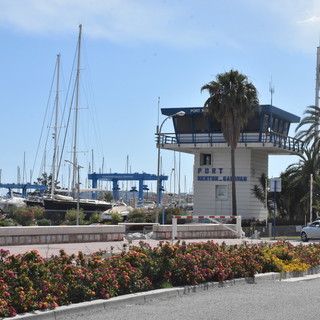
[[300, 220, 320, 242]]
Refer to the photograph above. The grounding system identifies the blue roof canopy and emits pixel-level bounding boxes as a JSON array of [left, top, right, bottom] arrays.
[[161, 105, 300, 123]]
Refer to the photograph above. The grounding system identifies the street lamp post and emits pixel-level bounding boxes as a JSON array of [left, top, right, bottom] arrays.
[[170, 168, 175, 195], [156, 111, 185, 223], [65, 159, 83, 225]]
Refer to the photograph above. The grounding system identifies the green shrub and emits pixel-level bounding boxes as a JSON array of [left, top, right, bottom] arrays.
[[46, 212, 65, 225], [31, 206, 45, 220], [37, 219, 51, 226], [88, 212, 101, 224], [0, 219, 16, 227], [65, 209, 85, 225], [7, 207, 35, 226], [154, 207, 187, 224], [111, 212, 123, 224], [127, 209, 146, 223]]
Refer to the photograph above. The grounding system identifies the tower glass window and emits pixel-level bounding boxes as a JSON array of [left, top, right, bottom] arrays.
[[200, 153, 211, 166], [194, 114, 208, 133]]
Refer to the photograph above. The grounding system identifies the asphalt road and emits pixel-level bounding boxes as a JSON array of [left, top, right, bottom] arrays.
[[60, 277, 320, 320]]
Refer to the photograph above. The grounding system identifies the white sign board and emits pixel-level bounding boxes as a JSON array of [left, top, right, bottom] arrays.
[[269, 178, 282, 192]]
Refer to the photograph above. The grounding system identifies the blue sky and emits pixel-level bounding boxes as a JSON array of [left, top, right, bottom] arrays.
[[0, 0, 320, 195]]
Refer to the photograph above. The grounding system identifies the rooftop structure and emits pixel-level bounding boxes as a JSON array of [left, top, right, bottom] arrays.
[[158, 105, 302, 220], [160, 104, 302, 155]]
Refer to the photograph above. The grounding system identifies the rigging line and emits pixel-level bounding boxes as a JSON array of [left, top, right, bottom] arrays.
[[57, 61, 73, 147], [31, 58, 58, 179], [56, 40, 79, 180], [81, 37, 105, 159], [56, 68, 78, 179]]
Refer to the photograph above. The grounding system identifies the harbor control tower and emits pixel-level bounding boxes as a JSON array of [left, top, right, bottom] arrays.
[[157, 105, 302, 221]]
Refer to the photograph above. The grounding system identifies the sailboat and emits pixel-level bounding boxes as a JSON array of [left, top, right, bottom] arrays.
[[0, 191, 26, 213], [41, 25, 111, 216]]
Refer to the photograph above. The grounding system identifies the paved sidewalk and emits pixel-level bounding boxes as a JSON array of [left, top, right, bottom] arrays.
[[0, 238, 270, 257]]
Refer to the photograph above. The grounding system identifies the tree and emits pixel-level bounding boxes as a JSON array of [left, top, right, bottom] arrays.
[[275, 170, 305, 222], [251, 173, 271, 212], [295, 105, 320, 147], [282, 142, 320, 221], [293, 104, 320, 221], [98, 191, 113, 202], [201, 69, 259, 216], [31, 172, 61, 196]]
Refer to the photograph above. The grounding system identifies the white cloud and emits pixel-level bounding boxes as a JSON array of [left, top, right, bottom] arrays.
[[1, 0, 320, 52], [0, 0, 213, 48], [298, 16, 320, 24]]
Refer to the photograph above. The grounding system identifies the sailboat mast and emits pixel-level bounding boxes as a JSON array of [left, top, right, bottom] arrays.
[[51, 53, 60, 198], [72, 24, 82, 194]]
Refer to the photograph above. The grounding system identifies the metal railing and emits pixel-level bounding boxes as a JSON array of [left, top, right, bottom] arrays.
[[156, 131, 304, 153]]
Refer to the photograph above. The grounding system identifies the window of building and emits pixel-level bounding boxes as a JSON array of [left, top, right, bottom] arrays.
[[283, 122, 289, 135], [278, 119, 284, 134], [244, 114, 260, 132], [200, 153, 211, 166], [272, 118, 279, 132], [208, 118, 222, 133], [194, 114, 208, 133], [262, 114, 269, 132], [174, 117, 193, 133], [216, 185, 228, 200]]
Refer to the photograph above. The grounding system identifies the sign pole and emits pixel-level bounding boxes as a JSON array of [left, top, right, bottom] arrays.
[[273, 180, 276, 239], [270, 178, 281, 239], [310, 173, 313, 223]]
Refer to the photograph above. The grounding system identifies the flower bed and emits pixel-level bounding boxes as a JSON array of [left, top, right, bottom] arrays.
[[1, 240, 320, 317]]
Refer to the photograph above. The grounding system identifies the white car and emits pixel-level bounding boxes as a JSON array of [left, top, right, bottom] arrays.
[[301, 220, 320, 242]]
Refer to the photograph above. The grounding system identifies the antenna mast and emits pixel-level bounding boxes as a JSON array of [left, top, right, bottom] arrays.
[[157, 97, 160, 127], [269, 80, 275, 106], [315, 47, 320, 108]]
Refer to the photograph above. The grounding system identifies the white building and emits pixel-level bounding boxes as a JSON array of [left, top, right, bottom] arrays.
[[158, 105, 302, 221]]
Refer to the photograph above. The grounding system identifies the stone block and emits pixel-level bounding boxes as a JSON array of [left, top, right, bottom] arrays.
[[6, 236, 13, 245], [104, 293, 145, 308]]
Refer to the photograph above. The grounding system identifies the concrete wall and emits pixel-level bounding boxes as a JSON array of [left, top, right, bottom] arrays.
[[243, 224, 303, 238], [153, 224, 238, 240], [193, 148, 268, 220], [0, 225, 125, 246]]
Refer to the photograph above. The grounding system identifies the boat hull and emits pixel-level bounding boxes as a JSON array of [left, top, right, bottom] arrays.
[[43, 198, 112, 216]]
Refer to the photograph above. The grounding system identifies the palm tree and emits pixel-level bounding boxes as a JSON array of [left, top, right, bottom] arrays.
[[295, 105, 320, 147], [201, 69, 259, 216], [283, 141, 320, 221]]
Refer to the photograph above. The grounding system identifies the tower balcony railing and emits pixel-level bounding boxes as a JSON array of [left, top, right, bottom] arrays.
[[156, 131, 304, 153]]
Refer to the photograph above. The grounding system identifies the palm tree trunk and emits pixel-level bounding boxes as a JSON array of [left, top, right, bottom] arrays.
[[231, 147, 237, 216]]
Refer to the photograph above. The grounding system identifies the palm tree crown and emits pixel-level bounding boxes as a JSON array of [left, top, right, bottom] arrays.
[[201, 69, 259, 148], [295, 105, 320, 147]]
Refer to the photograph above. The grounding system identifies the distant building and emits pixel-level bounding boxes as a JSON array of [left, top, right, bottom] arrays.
[[158, 105, 302, 221]]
